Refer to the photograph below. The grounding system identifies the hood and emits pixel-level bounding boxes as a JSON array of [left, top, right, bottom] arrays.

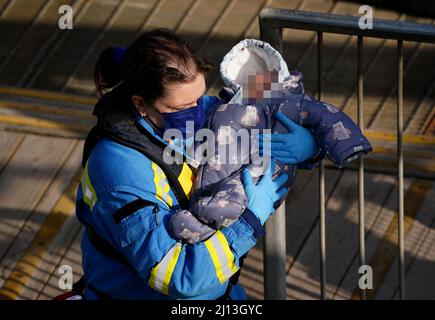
[[220, 39, 304, 99]]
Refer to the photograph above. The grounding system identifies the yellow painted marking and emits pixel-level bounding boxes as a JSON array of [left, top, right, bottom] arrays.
[[0, 169, 82, 300], [0, 87, 433, 148], [0, 114, 91, 133], [364, 130, 435, 146], [0, 101, 93, 120], [363, 157, 435, 174], [372, 146, 435, 160], [0, 86, 95, 106], [351, 179, 433, 300]]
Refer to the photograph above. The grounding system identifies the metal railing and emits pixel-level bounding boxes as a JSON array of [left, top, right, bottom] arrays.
[[259, 8, 435, 300]]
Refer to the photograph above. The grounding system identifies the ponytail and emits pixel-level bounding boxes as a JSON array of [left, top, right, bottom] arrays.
[[94, 29, 213, 103], [94, 46, 126, 94]]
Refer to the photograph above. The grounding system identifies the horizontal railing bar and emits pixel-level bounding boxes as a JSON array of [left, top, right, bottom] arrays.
[[259, 8, 435, 43]]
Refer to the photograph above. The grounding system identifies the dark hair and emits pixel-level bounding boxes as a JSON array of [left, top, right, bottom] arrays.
[[94, 28, 212, 105]]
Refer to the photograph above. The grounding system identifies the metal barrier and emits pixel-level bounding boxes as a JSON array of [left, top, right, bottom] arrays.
[[259, 8, 435, 300]]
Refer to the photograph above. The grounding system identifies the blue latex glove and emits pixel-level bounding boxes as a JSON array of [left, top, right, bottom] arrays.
[[241, 160, 288, 225], [259, 112, 320, 164]]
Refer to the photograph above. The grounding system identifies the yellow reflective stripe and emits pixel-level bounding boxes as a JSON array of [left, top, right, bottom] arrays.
[[177, 162, 195, 199], [85, 162, 97, 204], [80, 173, 92, 208], [152, 162, 166, 207], [163, 180, 171, 195], [204, 231, 239, 284], [81, 161, 97, 210], [152, 162, 173, 207], [215, 231, 238, 274], [148, 262, 160, 290], [296, 169, 310, 174], [148, 242, 182, 295], [204, 240, 224, 283], [80, 172, 91, 208], [162, 244, 182, 295]]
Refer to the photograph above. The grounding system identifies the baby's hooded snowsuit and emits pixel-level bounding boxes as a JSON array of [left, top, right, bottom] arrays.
[[169, 39, 372, 243]]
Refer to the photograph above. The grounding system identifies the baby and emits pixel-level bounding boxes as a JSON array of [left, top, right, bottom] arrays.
[[169, 39, 372, 243]]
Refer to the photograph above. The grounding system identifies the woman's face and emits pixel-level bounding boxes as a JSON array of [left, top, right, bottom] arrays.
[[132, 72, 206, 130]]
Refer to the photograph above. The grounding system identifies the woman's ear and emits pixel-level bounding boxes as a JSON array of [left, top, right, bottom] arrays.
[[131, 95, 147, 116]]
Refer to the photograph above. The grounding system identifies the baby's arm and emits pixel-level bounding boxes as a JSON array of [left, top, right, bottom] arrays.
[[169, 209, 215, 244], [170, 171, 248, 244], [298, 95, 372, 167]]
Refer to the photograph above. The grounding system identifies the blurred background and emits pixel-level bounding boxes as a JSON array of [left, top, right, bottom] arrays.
[[0, 0, 433, 300]]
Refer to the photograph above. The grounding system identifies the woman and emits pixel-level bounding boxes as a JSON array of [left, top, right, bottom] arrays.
[[74, 29, 318, 300]]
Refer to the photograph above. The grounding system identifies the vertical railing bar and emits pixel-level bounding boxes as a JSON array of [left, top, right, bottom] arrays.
[[357, 35, 367, 300], [259, 19, 287, 300], [317, 31, 327, 300], [397, 39, 405, 300]]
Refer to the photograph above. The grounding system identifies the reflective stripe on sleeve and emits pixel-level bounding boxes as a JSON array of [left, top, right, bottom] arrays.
[[204, 231, 239, 284], [81, 161, 97, 211], [177, 162, 195, 199], [148, 242, 182, 295], [151, 162, 173, 207]]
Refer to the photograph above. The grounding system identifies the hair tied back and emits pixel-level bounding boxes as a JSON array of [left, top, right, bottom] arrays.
[[113, 46, 127, 66]]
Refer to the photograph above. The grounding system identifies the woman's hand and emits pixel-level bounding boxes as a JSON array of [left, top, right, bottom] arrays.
[[241, 160, 288, 225], [259, 112, 320, 164]]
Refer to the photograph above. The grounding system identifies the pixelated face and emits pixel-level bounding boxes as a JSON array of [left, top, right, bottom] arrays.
[[243, 71, 282, 104]]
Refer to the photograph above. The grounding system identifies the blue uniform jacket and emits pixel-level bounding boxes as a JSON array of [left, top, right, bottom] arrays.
[[76, 94, 262, 300]]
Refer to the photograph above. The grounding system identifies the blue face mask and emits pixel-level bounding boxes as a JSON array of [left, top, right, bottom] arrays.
[[161, 96, 206, 137]]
